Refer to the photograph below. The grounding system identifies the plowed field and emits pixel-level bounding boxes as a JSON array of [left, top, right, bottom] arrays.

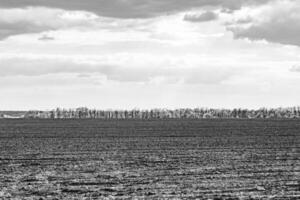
[[0, 119, 299, 199]]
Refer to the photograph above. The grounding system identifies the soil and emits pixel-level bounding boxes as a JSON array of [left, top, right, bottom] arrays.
[[0, 119, 299, 199]]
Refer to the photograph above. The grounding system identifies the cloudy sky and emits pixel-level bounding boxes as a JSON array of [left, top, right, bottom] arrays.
[[1, 0, 300, 110]]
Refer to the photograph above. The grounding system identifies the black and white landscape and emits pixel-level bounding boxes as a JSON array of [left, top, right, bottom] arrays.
[[0, 0, 299, 199]]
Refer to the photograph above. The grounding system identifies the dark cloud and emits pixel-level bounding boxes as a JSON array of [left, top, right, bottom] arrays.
[[0, 7, 99, 40], [184, 11, 218, 22], [0, 0, 273, 39], [0, 21, 54, 40], [0, 0, 271, 18], [227, 1, 300, 47], [229, 20, 300, 46]]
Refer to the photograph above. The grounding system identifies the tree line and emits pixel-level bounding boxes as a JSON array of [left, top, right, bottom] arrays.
[[23, 107, 300, 119]]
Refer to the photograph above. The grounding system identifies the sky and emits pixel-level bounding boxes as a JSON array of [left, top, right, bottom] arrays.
[[1, 0, 300, 110]]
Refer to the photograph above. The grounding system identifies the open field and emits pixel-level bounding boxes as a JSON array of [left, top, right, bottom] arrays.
[[0, 119, 299, 199]]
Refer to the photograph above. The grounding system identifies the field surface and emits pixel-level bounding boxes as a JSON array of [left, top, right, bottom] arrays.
[[0, 119, 299, 199]]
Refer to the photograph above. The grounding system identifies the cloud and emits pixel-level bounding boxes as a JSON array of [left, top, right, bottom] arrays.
[[0, 7, 99, 39], [184, 11, 218, 22], [38, 35, 55, 41], [290, 65, 300, 72], [0, 57, 111, 76], [227, 0, 300, 46], [0, 55, 240, 85], [0, 6, 165, 40], [0, 1, 275, 40], [0, 0, 271, 18]]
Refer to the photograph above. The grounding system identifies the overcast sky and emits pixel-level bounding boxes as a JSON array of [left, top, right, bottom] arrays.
[[1, 0, 300, 110]]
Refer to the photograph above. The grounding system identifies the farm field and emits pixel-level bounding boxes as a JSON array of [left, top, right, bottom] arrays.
[[0, 119, 299, 199]]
